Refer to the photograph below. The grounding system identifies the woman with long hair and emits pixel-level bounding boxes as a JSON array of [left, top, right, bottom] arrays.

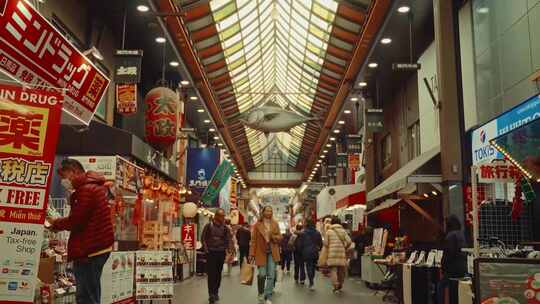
[[249, 206, 282, 304]]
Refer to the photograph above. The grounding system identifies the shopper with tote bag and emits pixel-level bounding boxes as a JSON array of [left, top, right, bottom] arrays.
[[248, 206, 282, 304]]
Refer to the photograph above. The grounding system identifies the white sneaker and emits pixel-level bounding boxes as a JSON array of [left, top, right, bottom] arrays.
[[265, 300, 272, 304], [258, 295, 264, 303]]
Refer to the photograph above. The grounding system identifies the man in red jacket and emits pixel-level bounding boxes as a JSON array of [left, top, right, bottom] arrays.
[[49, 159, 114, 304]]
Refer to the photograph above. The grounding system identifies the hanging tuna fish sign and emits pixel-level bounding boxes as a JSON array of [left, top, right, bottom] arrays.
[[239, 103, 319, 134], [145, 86, 178, 149]]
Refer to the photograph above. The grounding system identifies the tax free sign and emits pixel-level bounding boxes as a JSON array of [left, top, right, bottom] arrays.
[[472, 95, 540, 165]]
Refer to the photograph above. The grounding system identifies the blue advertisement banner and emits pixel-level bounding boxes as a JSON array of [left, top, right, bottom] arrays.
[[187, 148, 220, 195]]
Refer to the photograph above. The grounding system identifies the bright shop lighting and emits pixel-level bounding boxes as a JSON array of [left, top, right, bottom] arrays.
[[197, 109, 204, 113], [169, 61, 179, 67], [180, 80, 190, 86], [326, 144, 332, 147], [398, 6, 410, 13], [351, 97, 359, 102], [344, 110, 352, 114], [213, 136, 219, 140], [368, 62, 378, 68], [432, 191, 438, 196], [218, 143, 223, 147], [329, 137, 336, 141], [209, 128, 216, 132], [320, 155, 326, 159], [155, 37, 166, 43], [189, 96, 198, 100], [323, 150, 328, 154], [359, 82, 367, 87], [137, 5, 149, 12], [204, 119, 211, 124], [338, 120, 345, 125], [381, 38, 392, 44], [333, 129, 340, 134], [423, 193, 429, 198]]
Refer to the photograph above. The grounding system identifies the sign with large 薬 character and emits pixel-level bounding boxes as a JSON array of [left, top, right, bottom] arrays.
[[0, 82, 63, 303], [0, 0, 110, 125]]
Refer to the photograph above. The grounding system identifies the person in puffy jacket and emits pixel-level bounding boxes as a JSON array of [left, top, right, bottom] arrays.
[[324, 216, 352, 293], [297, 219, 322, 290], [49, 159, 114, 304]]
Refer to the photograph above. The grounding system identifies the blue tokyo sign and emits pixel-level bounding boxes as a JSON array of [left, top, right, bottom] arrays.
[[472, 94, 540, 165]]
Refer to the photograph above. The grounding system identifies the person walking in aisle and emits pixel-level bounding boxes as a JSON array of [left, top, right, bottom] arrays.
[[437, 215, 467, 304], [280, 230, 293, 274], [249, 206, 282, 304], [49, 159, 114, 304], [290, 224, 305, 284], [236, 223, 251, 266], [224, 218, 236, 276], [297, 219, 323, 290], [201, 209, 232, 304], [324, 216, 352, 293]]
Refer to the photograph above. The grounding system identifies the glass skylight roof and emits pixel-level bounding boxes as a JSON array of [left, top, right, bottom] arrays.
[[209, 0, 338, 167]]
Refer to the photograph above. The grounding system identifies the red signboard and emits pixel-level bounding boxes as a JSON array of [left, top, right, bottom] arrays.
[[478, 162, 522, 183], [116, 83, 137, 115], [0, 0, 110, 125], [181, 224, 195, 250], [0, 82, 63, 303]]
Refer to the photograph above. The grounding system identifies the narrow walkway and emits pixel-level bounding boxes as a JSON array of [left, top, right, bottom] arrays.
[[174, 267, 384, 304]]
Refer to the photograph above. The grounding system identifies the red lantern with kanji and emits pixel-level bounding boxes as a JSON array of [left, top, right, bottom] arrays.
[[145, 86, 177, 148]]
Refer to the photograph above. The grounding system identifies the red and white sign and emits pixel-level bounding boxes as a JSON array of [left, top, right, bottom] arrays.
[[0, 82, 63, 303], [181, 224, 195, 250], [478, 161, 522, 183], [0, 0, 110, 125]]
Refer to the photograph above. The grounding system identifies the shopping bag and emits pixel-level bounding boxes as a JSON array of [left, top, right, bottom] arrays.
[[318, 246, 328, 267], [225, 252, 235, 264], [240, 262, 254, 286]]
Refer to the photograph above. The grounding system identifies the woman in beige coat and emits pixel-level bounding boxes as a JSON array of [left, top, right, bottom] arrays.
[[249, 206, 282, 304], [323, 216, 352, 293]]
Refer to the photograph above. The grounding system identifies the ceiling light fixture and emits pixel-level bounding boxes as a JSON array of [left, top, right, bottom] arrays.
[[330, 137, 336, 141], [333, 129, 340, 134], [338, 120, 345, 125], [204, 119, 211, 124], [218, 143, 223, 147], [318, 160, 322, 163], [397, 6, 410, 13], [368, 62, 378, 68], [197, 109, 204, 113], [477, 7, 489, 14], [169, 61, 179, 67], [381, 38, 392, 44], [431, 191, 438, 196], [344, 110, 352, 114], [209, 128, 216, 132], [137, 5, 150, 12], [155, 37, 166, 44], [351, 97, 359, 102], [423, 193, 429, 198], [213, 136, 219, 140], [323, 150, 328, 154], [180, 80, 190, 86], [359, 82, 367, 87], [320, 155, 326, 159], [189, 96, 198, 101], [326, 144, 332, 147]]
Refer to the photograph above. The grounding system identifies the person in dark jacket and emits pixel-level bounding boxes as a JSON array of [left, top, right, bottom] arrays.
[[236, 223, 251, 265], [201, 208, 232, 304], [291, 224, 305, 284], [437, 215, 467, 304], [297, 219, 323, 290], [280, 230, 293, 273], [50, 159, 114, 304]]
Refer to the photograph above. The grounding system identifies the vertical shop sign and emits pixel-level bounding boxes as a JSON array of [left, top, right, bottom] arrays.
[[365, 109, 384, 132], [0, 0, 110, 125], [114, 49, 143, 84], [186, 148, 220, 195], [0, 82, 63, 303], [337, 153, 348, 168], [181, 224, 195, 250], [201, 160, 234, 207], [116, 83, 137, 115]]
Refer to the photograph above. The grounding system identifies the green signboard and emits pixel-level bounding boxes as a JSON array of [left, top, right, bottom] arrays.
[[200, 160, 235, 207]]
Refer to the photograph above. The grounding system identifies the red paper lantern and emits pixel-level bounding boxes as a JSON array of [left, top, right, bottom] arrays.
[[145, 86, 177, 147]]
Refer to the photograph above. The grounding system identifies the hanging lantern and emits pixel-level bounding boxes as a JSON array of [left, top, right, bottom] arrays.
[[183, 202, 198, 218], [145, 86, 178, 148]]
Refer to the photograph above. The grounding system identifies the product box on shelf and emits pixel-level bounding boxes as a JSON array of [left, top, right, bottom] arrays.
[[37, 257, 56, 285]]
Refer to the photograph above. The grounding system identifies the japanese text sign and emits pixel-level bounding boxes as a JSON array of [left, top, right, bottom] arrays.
[[116, 83, 137, 115], [181, 224, 195, 250], [0, 81, 63, 303], [0, 0, 110, 125], [114, 49, 143, 84], [478, 161, 522, 183]]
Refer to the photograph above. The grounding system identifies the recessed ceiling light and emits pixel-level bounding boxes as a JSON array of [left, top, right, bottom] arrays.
[[359, 81, 367, 87], [209, 128, 216, 132], [204, 119, 211, 124], [180, 80, 190, 86], [316, 164, 320, 167], [333, 129, 340, 134], [218, 143, 223, 147], [155, 37, 166, 44], [338, 120, 345, 125], [318, 160, 322, 163], [323, 150, 328, 153], [169, 61, 179, 67], [344, 110, 352, 114], [381, 38, 392, 44], [189, 96, 198, 101], [477, 7, 489, 14], [368, 62, 378, 68], [351, 97, 359, 101], [197, 109, 204, 113], [397, 6, 410, 13], [326, 144, 332, 147], [330, 137, 336, 141], [137, 5, 149, 12], [213, 136, 219, 140], [320, 155, 326, 159]]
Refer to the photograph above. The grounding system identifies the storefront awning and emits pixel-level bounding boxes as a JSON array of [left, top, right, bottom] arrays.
[[367, 146, 440, 202], [366, 198, 401, 215]]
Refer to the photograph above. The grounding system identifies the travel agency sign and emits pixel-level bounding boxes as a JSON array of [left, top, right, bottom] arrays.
[[472, 95, 540, 165]]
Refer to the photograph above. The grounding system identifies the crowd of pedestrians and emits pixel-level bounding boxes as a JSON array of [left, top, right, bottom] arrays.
[[201, 208, 354, 304]]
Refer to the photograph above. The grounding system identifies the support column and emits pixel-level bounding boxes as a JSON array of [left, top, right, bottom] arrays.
[[433, 0, 466, 222]]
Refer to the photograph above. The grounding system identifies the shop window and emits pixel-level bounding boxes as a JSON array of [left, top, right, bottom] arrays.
[[408, 121, 421, 160], [381, 134, 392, 169]]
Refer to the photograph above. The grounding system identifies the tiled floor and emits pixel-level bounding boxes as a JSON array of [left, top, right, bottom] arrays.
[[173, 267, 385, 304]]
